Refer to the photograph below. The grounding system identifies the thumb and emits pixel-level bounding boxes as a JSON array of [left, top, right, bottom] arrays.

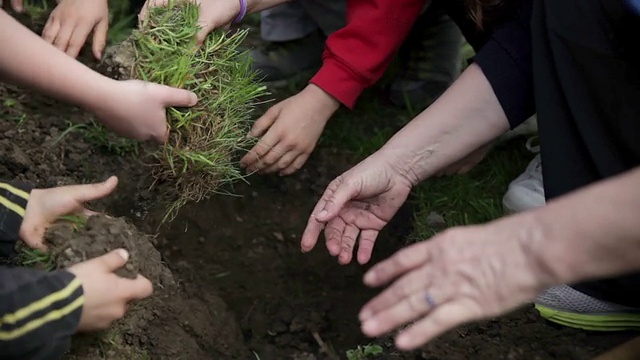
[[10, 0, 23, 12], [67, 176, 119, 204], [315, 177, 359, 222], [154, 84, 198, 108], [249, 106, 279, 138], [121, 275, 153, 300], [95, 248, 129, 272], [92, 18, 109, 60]]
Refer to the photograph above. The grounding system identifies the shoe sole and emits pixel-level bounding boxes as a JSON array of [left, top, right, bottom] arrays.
[[535, 304, 640, 331], [259, 68, 318, 91]]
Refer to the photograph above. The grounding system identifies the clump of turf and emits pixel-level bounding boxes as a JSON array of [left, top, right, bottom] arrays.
[[113, 2, 267, 221]]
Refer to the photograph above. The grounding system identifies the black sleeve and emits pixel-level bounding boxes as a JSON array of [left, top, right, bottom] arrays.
[[0, 181, 33, 258], [472, 0, 535, 129], [0, 267, 83, 360]]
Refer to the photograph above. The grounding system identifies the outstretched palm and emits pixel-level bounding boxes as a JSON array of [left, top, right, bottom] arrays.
[[301, 160, 412, 265]]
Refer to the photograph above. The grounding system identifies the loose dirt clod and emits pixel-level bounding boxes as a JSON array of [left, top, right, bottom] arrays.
[[45, 215, 250, 359], [103, 2, 268, 223]]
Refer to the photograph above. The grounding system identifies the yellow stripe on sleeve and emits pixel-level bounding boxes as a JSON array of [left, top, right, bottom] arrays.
[[1, 278, 82, 325], [0, 296, 84, 340], [0, 183, 29, 201], [0, 195, 25, 217]]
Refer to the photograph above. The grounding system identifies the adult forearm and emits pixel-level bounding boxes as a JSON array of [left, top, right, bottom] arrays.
[[532, 167, 640, 285], [379, 63, 510, 185], [0, 10, 112, 112]]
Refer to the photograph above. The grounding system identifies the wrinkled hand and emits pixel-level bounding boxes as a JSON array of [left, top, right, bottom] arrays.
[[68, 248, 153, 331], [20, 176, 119, 251], [240, 85, 340, 176], [139, 0, 240, 45], [1, 0, 23, 12], [359, 216, 550, 350], [301, 155, 413, 265], [94, 80, 198, 144], [42, 0, 109, 59]]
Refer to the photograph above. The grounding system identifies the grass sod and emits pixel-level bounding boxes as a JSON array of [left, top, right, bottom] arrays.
[[131, 2, 268, 222]]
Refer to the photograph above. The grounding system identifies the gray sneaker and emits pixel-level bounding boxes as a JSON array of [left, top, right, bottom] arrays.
[[248, 30, 325, 86], [534, 285, 640, 331], [502, 141, 546, 214]]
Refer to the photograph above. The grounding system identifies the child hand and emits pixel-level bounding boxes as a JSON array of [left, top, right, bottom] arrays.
[[93, 80, 198, 144], [19, 176, 118, 251], [240, 84, 340, 176], [42, 0, 109, 59], [139, 0, 240, 45], [67, 248, 153, 331], [1, 0, 24, 12]]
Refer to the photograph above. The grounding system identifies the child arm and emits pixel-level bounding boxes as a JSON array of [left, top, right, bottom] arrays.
[[0, 180, 83, 359], [0, 9, 114, 113]]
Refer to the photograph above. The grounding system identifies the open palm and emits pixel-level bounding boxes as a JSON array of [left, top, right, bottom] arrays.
[[301, 159, 413, 265]]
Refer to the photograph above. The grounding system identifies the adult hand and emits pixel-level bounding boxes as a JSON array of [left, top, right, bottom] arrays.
[[1, 0, 23, 12], [94, 79, 198, 144], [240, 85, 340, 176], [358, 215, 553, 350], [68, 248, 153, 331], [301, 154, 414, 265], [42, 0, 109, 59], [138, 0, 240, 45], [20, 176, 119, 251]]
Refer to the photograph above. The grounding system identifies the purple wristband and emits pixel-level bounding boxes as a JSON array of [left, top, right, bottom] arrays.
[[232, 0, 247, 24]]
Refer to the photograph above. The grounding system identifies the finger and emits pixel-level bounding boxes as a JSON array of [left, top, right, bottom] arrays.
[[395, 300, 479, 350], [323, 217, 346, 257], [301, 177, 350, 253], [360, 270, 434, 330], [96, 248, 129, 272], [280, 153, 308, 176], [154, 84, 198, 108], [262, 148, 299, 174], [301, 194, 331, 253], [67, 176, 119, 203], [53, 22, 75, 53], [42, 18, 60, 44], [83, 208, 99, 217], [250, 106, 280, 138], [363, 241, 432, 287], [356, 229, 379, 265], [360, 266, 432, 321], [10, 0, 23, 12], [315, 176, 360, 223], [338, 224, 359, 265], [254, 144, 288, 173], [92, 18, 109, 60], [65, 24, 92, 58], [122, 274, 154, 300], [241, 137, 277, 170]]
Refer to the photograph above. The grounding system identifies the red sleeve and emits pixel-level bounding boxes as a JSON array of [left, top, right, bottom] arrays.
[[309, 0, 428, 109]]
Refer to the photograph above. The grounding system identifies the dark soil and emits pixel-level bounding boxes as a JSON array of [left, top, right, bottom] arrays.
[[0, 11, 637, 360]]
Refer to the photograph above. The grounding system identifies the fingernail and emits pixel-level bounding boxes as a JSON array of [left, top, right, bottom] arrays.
[[117, 249, 129, 261], [317, 210, 327, 219], [361, 319, 377, 334], [363, 272, 375, 285], [189, 92, 198, 105], [359, 309, 372, 321], [396, 334, 411, 349]]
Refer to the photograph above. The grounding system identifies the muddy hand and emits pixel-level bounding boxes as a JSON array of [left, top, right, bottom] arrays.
[[240, 85, 339, 176], [68, 248, 153, 331], [359, 218, 549, 350], [19, 176, 119, 251], [301, 156, 412, 265], [1, 0, 24, 12], [42, 0, 109, 59]]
